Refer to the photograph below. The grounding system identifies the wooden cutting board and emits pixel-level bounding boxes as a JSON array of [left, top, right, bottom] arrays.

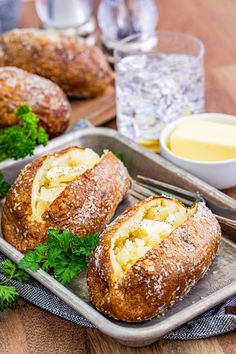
[[70, 86, 116, 127]]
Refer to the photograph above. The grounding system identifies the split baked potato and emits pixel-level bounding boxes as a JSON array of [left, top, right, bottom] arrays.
[[87, 196, 221, 322], [0, 66, 71, 137], [1, 147, 131, 253], [0, 29, 113, 98]]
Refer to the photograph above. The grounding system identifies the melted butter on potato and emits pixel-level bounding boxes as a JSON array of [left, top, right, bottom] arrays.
[[32, 148, 100, 221], [111, 198, 196, 280]]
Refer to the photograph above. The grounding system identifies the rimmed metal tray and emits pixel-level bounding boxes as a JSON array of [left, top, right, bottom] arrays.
[[0, 127, 236, 347]]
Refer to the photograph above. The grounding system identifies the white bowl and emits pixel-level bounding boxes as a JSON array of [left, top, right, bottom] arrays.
[[160, 113, 236, 189]]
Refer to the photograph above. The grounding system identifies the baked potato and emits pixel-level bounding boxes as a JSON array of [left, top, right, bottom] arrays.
[[0, 29, 113, 98], [1, 147, 131, 253], [0, 66, 71, 137], [87, 196, 221, 322]]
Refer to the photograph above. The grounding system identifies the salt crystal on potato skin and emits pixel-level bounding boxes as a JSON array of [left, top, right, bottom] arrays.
[[87, 197, 221, 322]]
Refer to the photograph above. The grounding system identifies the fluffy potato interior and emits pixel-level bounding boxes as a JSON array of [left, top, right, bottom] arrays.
[[32, 148, 100, 221], [111, 198, 196, 280]]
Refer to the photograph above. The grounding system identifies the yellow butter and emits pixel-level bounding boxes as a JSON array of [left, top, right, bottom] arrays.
[[138, 139, 160, 152], [169, 120, 236, 161]]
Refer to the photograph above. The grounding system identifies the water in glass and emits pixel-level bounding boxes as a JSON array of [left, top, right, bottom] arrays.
[[116, 53, 204, 145]]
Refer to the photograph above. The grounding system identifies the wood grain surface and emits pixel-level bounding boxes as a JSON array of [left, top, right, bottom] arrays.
[[0, 0, 236, 353], [70, 86, 116, 127]]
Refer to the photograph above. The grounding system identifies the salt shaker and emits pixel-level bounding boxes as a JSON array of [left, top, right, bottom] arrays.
[[97, 0, 158, 62]]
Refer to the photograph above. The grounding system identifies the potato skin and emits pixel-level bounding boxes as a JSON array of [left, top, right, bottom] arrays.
[[0, 29, 113, 98], [0, 66, 71, 137], [1, 147, 131, 253], [87, 197, 221, 322]]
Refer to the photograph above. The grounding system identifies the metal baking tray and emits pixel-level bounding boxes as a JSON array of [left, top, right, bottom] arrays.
[[0, 127, 236, 347]]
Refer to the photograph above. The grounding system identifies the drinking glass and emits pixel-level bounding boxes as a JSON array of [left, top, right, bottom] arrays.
[[114, 31, 205, 151], [97, 0, 158, 63], [35, 0, 95, 41]]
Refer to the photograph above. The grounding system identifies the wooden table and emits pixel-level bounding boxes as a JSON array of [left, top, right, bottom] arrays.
[[0, 1, 236, 353]]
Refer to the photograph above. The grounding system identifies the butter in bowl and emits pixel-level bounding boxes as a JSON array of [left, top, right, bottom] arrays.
[[160, 113, 236, 189]]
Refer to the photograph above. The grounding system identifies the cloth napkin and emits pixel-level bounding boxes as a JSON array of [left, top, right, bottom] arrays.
[[0, 253, 235, 340], [0, 120, 235, 340]]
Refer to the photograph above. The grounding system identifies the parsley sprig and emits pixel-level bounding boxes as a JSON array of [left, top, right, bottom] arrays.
[[0, 285, 19, 311], [19, 229, 99, 286], [0, 172, 10, 196], [0, 104, 48, 162], [0, 259, 30, 311], [0, 229, 99, 310], [113, 151, 123, 161]]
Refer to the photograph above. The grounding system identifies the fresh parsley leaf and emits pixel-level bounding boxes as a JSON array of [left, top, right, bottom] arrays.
[[113, 151, 123, 161], [84, 233, 100, 250], [1, 259, 29, 284], [0, 259, 29, 311], [16, 104, 32, 116], [19, 229, 100, 286], [53, 260, 83, 285], [0, 104, 48, 162], [19, 245, 47, 271], [0, 285, 19, 311], [0, 171, 10, 196], [37, 126, 49, 146]]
